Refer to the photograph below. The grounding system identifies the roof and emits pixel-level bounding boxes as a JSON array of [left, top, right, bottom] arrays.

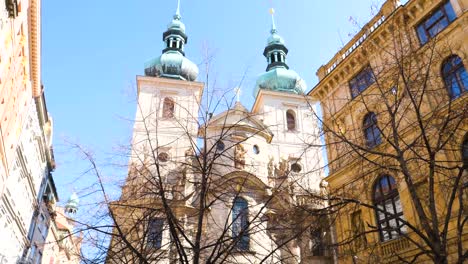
[[199, 102, 274, 143]]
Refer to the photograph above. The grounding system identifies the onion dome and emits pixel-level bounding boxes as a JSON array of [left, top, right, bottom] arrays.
[[144, 0, 199, 81], [254, 9, 306, 96], [65, 192, 79, 214]]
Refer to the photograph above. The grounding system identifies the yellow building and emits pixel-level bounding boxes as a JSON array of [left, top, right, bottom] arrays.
[[309, 0, 467, 263]]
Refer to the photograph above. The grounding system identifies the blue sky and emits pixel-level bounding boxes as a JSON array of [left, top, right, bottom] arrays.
[[42, 0, 382, 206]]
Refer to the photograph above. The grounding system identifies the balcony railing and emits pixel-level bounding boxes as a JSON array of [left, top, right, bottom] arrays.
[[325, 15, 386, 76], [379, 237, 410, 256]]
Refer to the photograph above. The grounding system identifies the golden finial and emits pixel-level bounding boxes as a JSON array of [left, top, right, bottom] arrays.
[[269, 8, 277, 33]]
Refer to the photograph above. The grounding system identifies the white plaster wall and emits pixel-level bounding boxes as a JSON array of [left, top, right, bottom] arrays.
[[0, 99, 48, 262], [258, 94, 324, 193], [203, 194, 282, 263], [131, 78, 201, 171]]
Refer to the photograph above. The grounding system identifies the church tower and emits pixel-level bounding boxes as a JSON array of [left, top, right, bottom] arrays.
[[252, 9, 323, 192], [132, 0, 204, 173], [108, 2, 204, 261], [108, 5, 328, 264]]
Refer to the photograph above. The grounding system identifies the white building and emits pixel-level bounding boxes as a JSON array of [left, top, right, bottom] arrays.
[[108, 3, 330, 264], [0, 93, 55, 263], [0, 0, 60, 262]]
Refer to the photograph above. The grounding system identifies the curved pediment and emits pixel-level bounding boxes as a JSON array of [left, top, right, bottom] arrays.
[[208, 171, 270, 197], [199, 102, 273, 143]]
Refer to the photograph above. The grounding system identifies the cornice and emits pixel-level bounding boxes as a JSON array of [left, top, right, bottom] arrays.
[[29, 0, 41, 98], [251, 89, 317, 114], [136, 75, 205, 103]]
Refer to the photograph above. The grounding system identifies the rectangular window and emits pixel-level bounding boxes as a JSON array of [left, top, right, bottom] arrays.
[[147, 218, 164, 249], [416, 1, 457, 45], [310, 228, 325, 256], [349, 66, 375, 98]]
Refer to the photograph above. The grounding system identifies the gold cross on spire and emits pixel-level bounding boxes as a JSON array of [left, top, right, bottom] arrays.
[[269, 8, 277, 33]]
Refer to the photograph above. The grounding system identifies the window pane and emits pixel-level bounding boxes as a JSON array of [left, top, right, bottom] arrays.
[[377, 209, 385, 221], [458, 67, 468, 90], [311, 229, 325, 256], [394, 196, 403, 214], [286, 111, 296, 130], [388, 176, 396, 190], [425, 10, 443, 27], [443, 56, 467, 99], [417, 25, 428, 44], [373, 126, 382, 145], [428, 19, 449, 37], [384, 199, 395, 214], [382, 229, 390, 241], [374, 175, 404, 241], [148, 218, 164, 249], [380, 177, 390, 195], [350, 67, 374, 97], [450, 76, 461, 97], [417, 1, 456, 44], [233, 198, 249, 251], [444, 1, 457, 21]]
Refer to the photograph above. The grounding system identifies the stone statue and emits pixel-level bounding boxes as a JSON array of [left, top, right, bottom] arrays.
[[234, 144, 246, 169], [267, 157, 275, 178], [184, 148, 194, 164], [277, 158, 289, 178]]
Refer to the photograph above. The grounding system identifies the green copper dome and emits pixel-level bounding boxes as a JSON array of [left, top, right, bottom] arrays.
[[144, 51, 198, 81], [254, 68, 306, 96], [65, 192, 79, 214], [254, 12, 306, 96], [167, 10, 185, 33], [267, 29, 285, 45], [144, 1, 198, 81]]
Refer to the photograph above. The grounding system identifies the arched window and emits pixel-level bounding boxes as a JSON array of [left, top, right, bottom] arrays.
[[373, 175, 405, 241], [363, 112, 381, 148], [162, 97, 175, 118], [286, 110, 296, 131], [442, 55, 468, 99], [232, 197, 249, 251]]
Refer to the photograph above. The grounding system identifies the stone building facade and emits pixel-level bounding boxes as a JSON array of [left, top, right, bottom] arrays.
[[309, 0, 467, 263], [0, 0, 42, 196], [0, 0, 74, 263], [108, 4, 330, 264]]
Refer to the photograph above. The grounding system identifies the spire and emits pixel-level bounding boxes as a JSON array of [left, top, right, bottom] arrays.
[[143, 0, 199, 81], [253, 7, 306, 97], [175, 0, 181, 20], [263, 7, 288, 71], [269, 8, 277, 34], [65, 191, 79, 214]]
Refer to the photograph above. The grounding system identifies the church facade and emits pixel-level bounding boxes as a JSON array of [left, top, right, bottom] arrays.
[[107, 3, 330, 264]]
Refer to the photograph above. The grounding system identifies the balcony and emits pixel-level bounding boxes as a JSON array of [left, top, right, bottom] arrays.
[[379, 237, 410, 256]]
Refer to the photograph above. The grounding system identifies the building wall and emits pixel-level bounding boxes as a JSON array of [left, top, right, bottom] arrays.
[[310, 0, 467, 262], [109, 77, 329, 263], [0, 98, 49, 262], [0, 0, 41, 197]]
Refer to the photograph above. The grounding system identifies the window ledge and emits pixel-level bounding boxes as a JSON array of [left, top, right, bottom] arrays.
[[285, 129, 299, 133]]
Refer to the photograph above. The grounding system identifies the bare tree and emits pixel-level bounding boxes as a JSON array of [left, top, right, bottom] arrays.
[[309, 7, 467, 264], [65, 50, 331, 264]]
